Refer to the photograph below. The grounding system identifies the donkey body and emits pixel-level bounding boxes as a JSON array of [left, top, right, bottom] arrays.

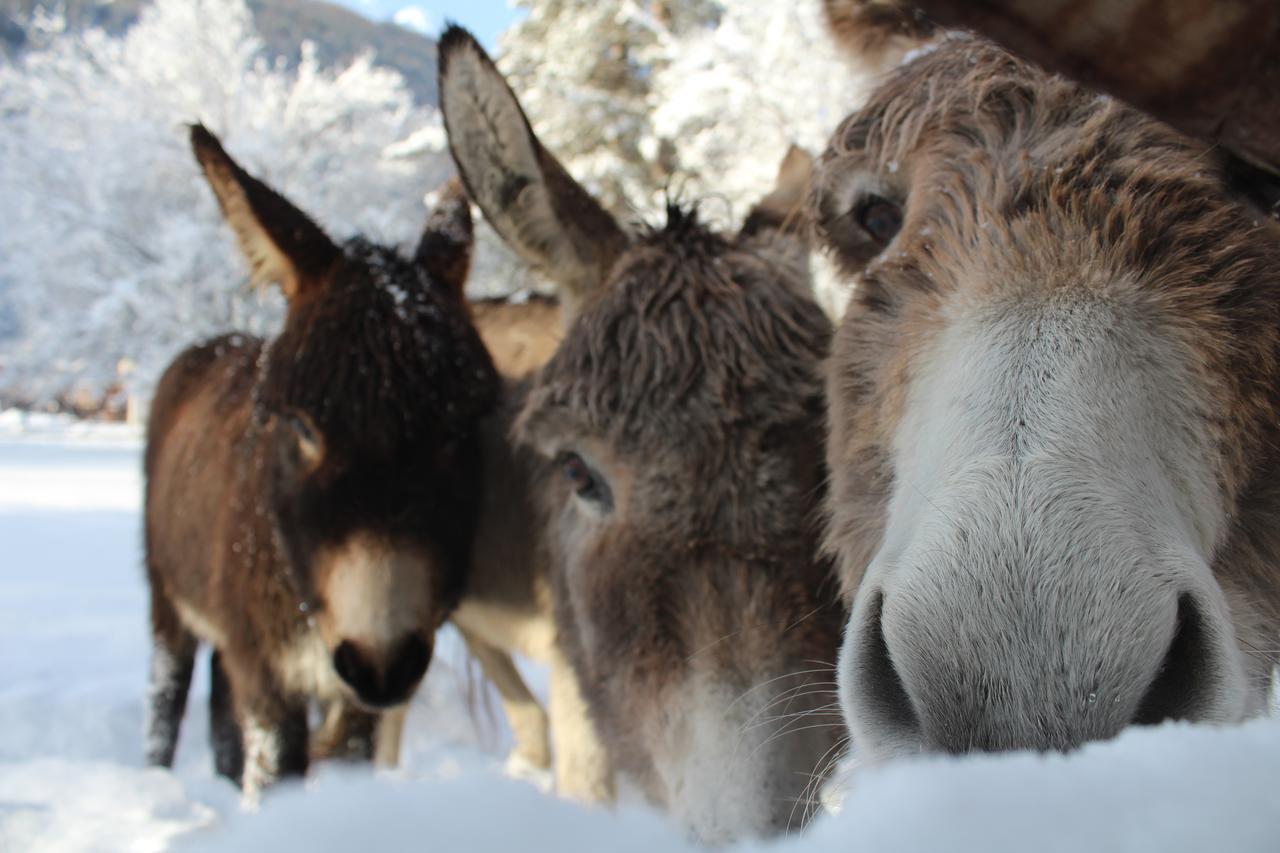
[[472, 293, 562, 379], [813, 38, 1280, 761], [439, 27, 846, 842], [144, 126, 498, 795]]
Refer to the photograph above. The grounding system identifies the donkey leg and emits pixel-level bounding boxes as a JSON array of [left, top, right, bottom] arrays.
[[230, 669, 309, 802], [144, 585, 196, 768], [312, 700, 378, 763], [373, 706, 406, 768], [209, 649, 244, 784], [458, 627, 551, 776], [548, 652, 614, 804]]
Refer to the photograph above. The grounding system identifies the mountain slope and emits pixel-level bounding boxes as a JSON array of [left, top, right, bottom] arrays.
[[0, 0, 438, 104]]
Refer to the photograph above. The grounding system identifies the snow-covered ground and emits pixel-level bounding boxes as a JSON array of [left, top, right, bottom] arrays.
[[1, 413, 1277, 852]]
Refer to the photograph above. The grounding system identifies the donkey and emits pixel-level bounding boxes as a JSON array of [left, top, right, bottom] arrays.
[[312, 292, 565, 773], [472, 293, 562, 379], [143, 125, 498, 796], [822, 0, 937, 72], [812, 37, 1280, 762], [438, 27, 846, 842]]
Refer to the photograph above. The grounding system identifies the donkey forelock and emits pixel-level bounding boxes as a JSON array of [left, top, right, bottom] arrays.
[[258, 238, 498, 452], [522, 205, 830, 455]]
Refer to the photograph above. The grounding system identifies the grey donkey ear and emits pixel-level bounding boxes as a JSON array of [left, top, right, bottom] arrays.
[[190, 123, 339, 303], [740, 145, 814, 241], [437, 26, 628, 310]]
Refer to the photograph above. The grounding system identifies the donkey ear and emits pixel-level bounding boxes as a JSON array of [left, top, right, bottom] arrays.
[[437, 26, 627, 309], [190, 124, 340, 302], [415, 177, 473, 302], [740, 145, 815, 240]]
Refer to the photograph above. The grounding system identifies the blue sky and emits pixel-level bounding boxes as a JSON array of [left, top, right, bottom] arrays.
[[332, 0, 523, 50]]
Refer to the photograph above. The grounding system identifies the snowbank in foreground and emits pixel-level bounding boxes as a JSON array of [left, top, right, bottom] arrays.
[[184, 716, 1280, 853]]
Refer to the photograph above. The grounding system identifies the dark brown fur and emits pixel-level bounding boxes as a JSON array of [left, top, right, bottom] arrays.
[[143, 127, 498, 792], [822, 0, 937, 71], [905, 0, 1280, 178]]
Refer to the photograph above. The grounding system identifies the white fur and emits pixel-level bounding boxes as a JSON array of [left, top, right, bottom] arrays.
[[173, 600, 225, 648], [647, 675, 834, 844], [143, 645, 185, 764], [278, 630, 343, 701], [319, 534, 430, 652], [842, 296, 1250, 759], [240, 715, 282, 805]]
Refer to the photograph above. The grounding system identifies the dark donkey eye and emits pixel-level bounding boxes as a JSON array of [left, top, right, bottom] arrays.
[[856, 195, 903, 244], [558, 451, 613, 511], [282, 411, 324, 471]]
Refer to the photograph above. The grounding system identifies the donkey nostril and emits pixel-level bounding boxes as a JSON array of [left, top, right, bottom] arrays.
[[333, 640, 377, 698], [1133, 594, 1213, 726], [383, 635, 431, 704], [849, 592, 921, 746]]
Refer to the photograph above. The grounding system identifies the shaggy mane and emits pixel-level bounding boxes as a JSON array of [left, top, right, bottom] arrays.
[[529, 210, 829, 452]]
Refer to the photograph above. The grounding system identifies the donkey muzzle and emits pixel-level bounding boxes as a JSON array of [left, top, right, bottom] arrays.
[[333, 633, 431, 709]]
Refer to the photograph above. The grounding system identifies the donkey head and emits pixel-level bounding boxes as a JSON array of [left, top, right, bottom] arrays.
[[439, 28, 845, 842], [192, 126, 499, 709], [812, 40, 1280, 761]]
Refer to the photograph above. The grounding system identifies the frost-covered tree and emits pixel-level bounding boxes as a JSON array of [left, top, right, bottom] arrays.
[[0, 0, 453, 410], [649, 0, 869, 315], [498, 0, 720, 215], [498, 0, 868, 311], [650, 0, 866, 223]]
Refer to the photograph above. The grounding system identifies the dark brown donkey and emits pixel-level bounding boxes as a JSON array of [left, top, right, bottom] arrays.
[[439, 27, 846, 843], [143, 125, 498, 797]]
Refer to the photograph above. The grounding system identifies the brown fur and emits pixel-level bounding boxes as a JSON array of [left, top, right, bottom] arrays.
[[519, 206, 846, 838], [814, 38, 1280, 753], [143, 127, 498, 793], [906, 0, 1280, 178], [822, 0, 937, 72], [471, 293, 563, 378]]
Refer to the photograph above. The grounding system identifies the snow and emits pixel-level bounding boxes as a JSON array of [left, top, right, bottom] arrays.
[[1, 419, 1278, 852]]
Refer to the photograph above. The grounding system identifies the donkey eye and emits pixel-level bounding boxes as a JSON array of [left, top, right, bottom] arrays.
[[855, 195, 903, 244], [558, 451, 613, 511], [283, 412, 324, 471]]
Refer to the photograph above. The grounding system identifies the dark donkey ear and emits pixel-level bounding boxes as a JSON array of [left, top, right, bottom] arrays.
[[190, 124, 340, 302], [740, 145, 815, 240], [414, 177, 473, 302], [437, 26, 628, 313]]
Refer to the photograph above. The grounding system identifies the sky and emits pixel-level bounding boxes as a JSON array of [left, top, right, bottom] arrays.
[[332, 0, 523, 50]]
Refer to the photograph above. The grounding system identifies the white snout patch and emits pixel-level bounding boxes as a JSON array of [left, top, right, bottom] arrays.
[[277, 534, 435, 702], [648, 676, 836, 844], [839, 296, 1242, 758], [317, 532, 434, 652]]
